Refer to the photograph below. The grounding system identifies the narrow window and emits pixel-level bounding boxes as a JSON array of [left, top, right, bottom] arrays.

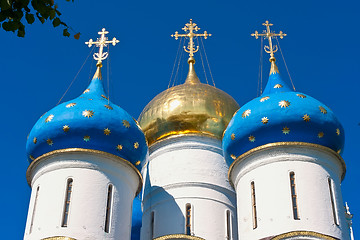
[[226, 210, 231, 239], [251, 181, 257, 229], [328, 178, 339, 225], [150, 211, 155, 239], [62, 178, 73, 227], [185, 204, 191, 235], [29, 186, 40, 234], [289, 172, 300, 220], [104, 184, 113, 233]]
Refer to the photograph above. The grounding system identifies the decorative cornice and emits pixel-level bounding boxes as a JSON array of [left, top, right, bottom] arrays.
[[153, 234, 205, 240], [26, 148, 143, 195], [270, 230, 339, 240], [228, 142, 346, 185]]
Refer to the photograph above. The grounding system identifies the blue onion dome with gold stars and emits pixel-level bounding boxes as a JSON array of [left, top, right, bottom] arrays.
[[222, 60, 345, 166], [138, 19, 239, 146], [26, 29, 147, 171]]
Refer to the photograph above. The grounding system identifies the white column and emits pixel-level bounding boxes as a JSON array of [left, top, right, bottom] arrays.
[[24, 150, 141, 240], [229, 143, 349, 240], [141, 135, 237, 240]]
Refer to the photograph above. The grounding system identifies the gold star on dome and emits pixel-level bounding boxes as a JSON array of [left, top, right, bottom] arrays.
[[101, 94, 109, 100], [230, 154, 236, 160], [296, 94, 306, 99], [134, 142, 139, 149], [282, 126, 290, 134], [45, 114, 54, 123], [104, 128, 111, 135], [261, 117, 269, 124], [318, 132, 324, 138], [104, 105, 113, 110], [279, 100, 290, 108], [337, 149, 341, 154], [82, 110, 94, 118], [122, 120, 130, 128], [336, 128, 340, 136], [231, 133, 235, 140], [242, 109, 251, 118], [249, 135, 256, 142], [135, 161, 141, 166], [33, 137, 37, 144], [274, 84, 283, 89], [116, 144, 123, 151], [83, 89, 90, 93], [302, 114, 310, 122], [47, 138, 53, 146], [63, 125, 70, 132], [260, 96, 270, 102], [29, 155, 35, 161], [66, 103, 76, 108], [83, 135, 90, 142], [319, 106, 327, 114], [88, 99, 93, 101]]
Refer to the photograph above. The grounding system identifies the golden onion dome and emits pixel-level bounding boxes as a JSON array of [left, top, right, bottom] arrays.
[[138, 57, 240, 146]]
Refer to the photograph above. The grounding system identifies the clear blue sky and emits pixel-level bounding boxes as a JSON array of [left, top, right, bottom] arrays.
[[1, 0, 358, 238]]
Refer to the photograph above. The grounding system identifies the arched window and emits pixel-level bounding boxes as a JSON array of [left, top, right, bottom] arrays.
[[29, 186, 40, 234], [150, 211, 155, 238], [226, 210, 232, 239], [328, 178, 339, 225], [289, 172, 300, 220], [104, 184, 113, 233], [62, 178, 73, 227], [185, 204, 192, 235], [251, 181, 257, 229]]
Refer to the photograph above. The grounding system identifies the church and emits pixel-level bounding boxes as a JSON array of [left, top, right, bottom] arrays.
[[22, 20, 353, 240]]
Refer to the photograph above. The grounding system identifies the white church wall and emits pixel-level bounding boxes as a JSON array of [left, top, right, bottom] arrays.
[[141, 135, 237, 240], [24, 151, 140, 240], [230, 144, 349, 240]]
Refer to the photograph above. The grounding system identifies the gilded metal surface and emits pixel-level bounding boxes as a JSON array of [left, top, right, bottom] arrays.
[[82, 110, 94, 118], [231, 133, 235, 140], [41, 237, 77, 240], [46, 138, 53, 146], [282, 126, 290, 134], [104, 128, 111, 135], [153, 234, 205, 240], [261, 117, 269, 124], [336, 128, 340, 136], [302, 114, 310, 122], [318, 132, 324, 138], [45, 114, 54, 123], [270, 230, 338, 240], [251, 21, 286, 75], [83, 135, 90, 142], [104, 104, 113, 110], [249, 135, 256, 142], [63, 125, 70, 132], [134, 142, 139, 149], [33, 137, 37, 144], [228, 142, 346, 183], [274, 83, 283, 88], [85, 28, 119, 66], [171, 19, 211, 58], [116, 144, 123, 151], [138, 82, 239, 146], [296, 93, 306, 98], [279, 100, 290, 108], [260, 96, 270, 102], [242, 109, 251, 118], [122, 120, 130, 128], [26, 148, 143, 195], [319, 106, 327, 114], [66, 103, 76, 108]]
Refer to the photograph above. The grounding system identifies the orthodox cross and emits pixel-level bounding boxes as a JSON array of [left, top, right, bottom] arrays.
[[85, 28, 119, 67], [171, 19, 211, 58], [251, 21, 286, 61]]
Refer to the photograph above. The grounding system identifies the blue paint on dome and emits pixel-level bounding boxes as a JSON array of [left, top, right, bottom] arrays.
[[223, 70, 344, 166], [26, 69, 148, 170]]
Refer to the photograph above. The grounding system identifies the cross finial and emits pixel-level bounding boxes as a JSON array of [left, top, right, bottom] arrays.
[[251, 21, 286, 64], [171, 19, 211, 64], [85, 28, 119, 68]]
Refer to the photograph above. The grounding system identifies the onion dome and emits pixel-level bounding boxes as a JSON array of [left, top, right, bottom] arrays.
[[26, 65, 147, 170], [138, 56, 240, 145], [222, 60, 345, 166]]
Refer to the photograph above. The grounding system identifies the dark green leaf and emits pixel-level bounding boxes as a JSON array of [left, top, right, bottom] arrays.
[[0, 0, 12, 11], [63, 28, 70, 37], [25, 13, 35, 24], [49, 9, 55, 19], [52, 17, 60, 27]]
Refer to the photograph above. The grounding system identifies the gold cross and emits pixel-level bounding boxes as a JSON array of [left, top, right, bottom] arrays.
[[251, 21, 286, 62], [171, 19, 211, 60], [85, 28, 119, 67]]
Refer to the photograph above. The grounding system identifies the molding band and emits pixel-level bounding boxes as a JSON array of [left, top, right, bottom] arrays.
[[271, 230, 339, 240], [154, 234, 205, 240]]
